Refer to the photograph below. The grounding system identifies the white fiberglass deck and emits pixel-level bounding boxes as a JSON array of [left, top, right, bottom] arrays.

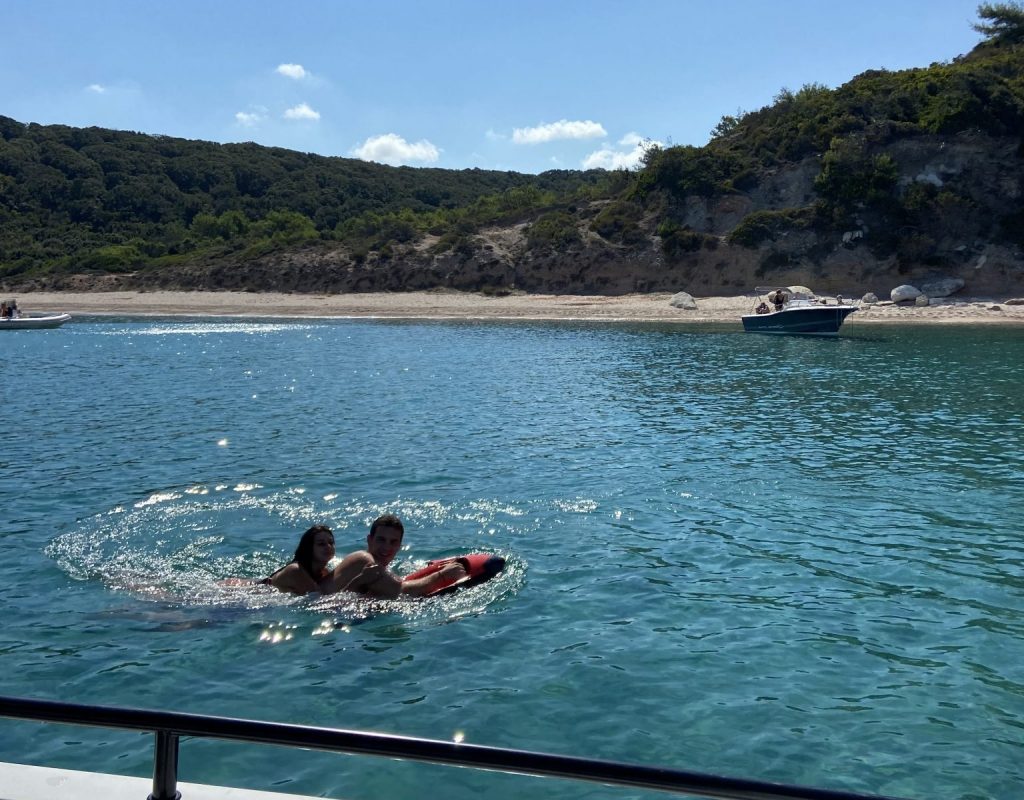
[[0, 762, 325, 800]]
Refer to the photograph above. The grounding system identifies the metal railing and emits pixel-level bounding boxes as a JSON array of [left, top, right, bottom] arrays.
[[0, 695, 909, 800]]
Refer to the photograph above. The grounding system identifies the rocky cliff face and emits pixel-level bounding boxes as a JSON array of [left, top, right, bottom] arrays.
[[22, 132, 1024, 298]]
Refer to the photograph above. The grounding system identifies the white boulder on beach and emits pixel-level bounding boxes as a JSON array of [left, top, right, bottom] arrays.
[[891, 284, 922, 303]]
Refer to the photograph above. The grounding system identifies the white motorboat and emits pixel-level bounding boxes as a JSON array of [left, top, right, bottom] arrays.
[[0, 313, 72, 330], [742, 287, 856, 335]]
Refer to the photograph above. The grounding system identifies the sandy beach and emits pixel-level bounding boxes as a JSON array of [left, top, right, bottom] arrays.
[[14, 290, 1024, 324]]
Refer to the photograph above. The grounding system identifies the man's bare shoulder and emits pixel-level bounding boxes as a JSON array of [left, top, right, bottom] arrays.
[[320, 550, 385, 594], [336, 549, 375, 566]]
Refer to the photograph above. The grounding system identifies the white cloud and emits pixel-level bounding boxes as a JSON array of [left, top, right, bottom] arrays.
[[235, 110, 265, 127], [283, 103, 320, 121], [485, 128, 506, 142], [86, 84, 106, 94], [582, 133, 661, 170], [276, 63, 307, 80], [351, 133, 441, 166], [512, 119, 606, 144]]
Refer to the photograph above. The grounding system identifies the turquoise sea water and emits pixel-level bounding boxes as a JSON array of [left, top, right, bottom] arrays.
[[1, 316, 1022, 800]]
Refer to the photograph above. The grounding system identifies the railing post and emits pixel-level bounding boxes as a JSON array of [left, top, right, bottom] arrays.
[[148, 729, 181, 800]]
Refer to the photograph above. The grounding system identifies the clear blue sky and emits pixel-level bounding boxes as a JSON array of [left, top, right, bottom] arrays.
[[2, 0, 986, 174]]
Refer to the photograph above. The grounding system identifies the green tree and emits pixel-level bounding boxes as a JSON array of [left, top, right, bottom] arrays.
[[973, 2, 1024, 44], [254, 210, 318, 244], [710, 112, 743, 140], [191, 210, 250, 240]]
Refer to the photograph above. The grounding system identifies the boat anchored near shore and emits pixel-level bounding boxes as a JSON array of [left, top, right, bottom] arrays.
[[0, 298, 71, 329], [0, 312, 71, 330], [742, 286, 857, 336]]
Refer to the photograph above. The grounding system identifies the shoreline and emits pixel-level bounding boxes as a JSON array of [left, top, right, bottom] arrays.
[[13, 289, 1024, 325]]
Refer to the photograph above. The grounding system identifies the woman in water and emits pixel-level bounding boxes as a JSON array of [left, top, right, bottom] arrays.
[[261, 524, 336, 595]]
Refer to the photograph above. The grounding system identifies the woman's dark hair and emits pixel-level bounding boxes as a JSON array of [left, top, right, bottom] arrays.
[[292, 524, 334, 578]]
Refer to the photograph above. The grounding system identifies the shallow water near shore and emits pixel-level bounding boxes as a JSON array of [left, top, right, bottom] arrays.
[[2, 317, 1023, 800]]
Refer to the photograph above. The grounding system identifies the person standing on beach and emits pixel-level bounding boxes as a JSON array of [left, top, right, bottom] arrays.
[[319, 513, 466, 598]]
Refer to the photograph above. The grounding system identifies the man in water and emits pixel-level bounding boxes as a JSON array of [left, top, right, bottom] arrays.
[[319, 513, 466, 598]]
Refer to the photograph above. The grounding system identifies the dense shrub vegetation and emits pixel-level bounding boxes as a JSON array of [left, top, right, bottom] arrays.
[[0, 119, 608, 277], [526, 211, 582, 251], [813, 138, 900, 223], [657, 221, 719, 259], [636, 3, 1024, 213], [589, 200, 647, 246], [727, 208, 816, 248]]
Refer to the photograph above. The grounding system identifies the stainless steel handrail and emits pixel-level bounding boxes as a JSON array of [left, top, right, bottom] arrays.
[[0, 695, 910, 800]]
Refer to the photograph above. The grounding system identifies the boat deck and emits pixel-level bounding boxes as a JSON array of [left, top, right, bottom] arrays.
[[0, 762, 322, 800]]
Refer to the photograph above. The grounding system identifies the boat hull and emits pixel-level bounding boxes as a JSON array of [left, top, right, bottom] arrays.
[[741, 306, 856, 336], [0, 313, 71, 330]]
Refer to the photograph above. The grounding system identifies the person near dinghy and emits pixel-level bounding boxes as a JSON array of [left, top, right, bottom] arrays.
[[318, 514, 467, 598]]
